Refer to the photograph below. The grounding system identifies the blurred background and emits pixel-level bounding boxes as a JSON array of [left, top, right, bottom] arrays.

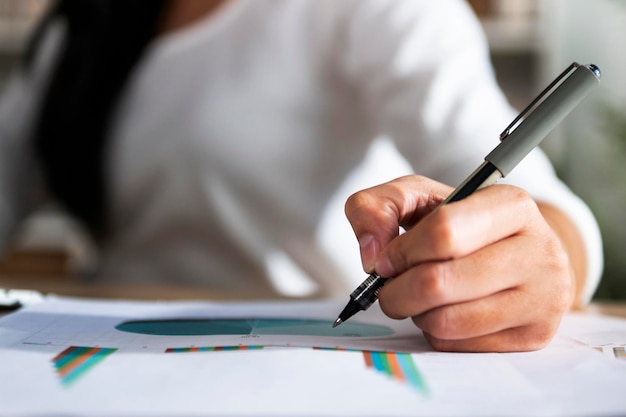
[[0, 0, 624, 299]]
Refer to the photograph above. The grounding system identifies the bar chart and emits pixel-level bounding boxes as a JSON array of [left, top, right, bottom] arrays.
[[52, 346, 117, 386]]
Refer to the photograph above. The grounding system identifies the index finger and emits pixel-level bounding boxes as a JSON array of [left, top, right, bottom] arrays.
[[344, 175, 452, 272]]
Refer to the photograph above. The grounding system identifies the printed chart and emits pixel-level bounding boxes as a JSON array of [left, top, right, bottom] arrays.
[[52, 343, 427, 393], [5, 297, 626, 416], [11, 297, 426, 389]]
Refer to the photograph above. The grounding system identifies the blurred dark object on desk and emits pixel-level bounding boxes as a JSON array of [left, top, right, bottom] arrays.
[[0, 246, 72, 279]]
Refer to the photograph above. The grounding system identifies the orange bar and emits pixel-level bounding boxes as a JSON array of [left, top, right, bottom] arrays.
[[362, 351, 373, 368], [386, 352, 405, 382]]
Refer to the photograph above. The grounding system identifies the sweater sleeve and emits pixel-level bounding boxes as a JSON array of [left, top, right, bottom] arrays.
[[334, 0, 602, 303]]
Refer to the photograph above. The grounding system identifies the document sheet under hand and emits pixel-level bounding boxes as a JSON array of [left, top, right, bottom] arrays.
[[1, 295, 625, 416]]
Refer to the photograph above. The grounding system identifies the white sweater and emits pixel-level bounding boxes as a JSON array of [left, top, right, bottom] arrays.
[[0, 0, 603, 300]]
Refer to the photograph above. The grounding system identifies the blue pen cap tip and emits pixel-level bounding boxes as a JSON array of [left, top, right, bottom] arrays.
[[587, 64, 601, 80]]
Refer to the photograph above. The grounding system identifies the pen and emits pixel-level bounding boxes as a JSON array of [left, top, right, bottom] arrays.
[[333, 62, 601, 328]]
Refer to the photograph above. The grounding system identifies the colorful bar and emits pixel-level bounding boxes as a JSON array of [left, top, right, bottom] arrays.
[[165, 345, 264, 353], [395, 352, 426, 391], [312, 347, 426, 393], [313, 346, 361, 352], [613, 347, 626, 360], [52, 346, 117, 386], [363, 351, 426, 393]]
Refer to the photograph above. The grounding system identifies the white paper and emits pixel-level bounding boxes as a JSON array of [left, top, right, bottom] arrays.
[[1, 296, 625, 416]]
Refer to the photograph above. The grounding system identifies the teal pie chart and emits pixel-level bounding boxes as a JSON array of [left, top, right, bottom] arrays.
[[115, 318, 394, 337]]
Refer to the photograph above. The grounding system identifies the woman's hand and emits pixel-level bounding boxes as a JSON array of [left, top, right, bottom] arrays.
[[345, 175, 582, 352]]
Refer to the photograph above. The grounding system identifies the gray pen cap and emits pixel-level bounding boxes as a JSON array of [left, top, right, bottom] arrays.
[[486, 63, 601, 177]]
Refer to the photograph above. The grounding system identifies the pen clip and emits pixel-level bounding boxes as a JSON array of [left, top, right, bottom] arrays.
[[499, 62, 580, 140]]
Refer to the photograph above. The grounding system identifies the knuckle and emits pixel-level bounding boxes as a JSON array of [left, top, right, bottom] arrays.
[[417, 263, 450, 305], [551, 290, 571, 315], [502, 186, 537, 223], [518, 190, 542, 225], [344, 190, 373, 217], [522, 323, 558, 351], [507, 185, 533, 206], [428, 207, 458, 256], [544, 238, 570, 275], [541, 239, 573, 312], [418, 307, 460, 340], [423, 333, 454, 352], [551, 274, 573, 313], [345, 187, 399, 227]]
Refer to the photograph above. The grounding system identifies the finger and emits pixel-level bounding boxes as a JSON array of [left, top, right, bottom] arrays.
[[378, 235, 537, 318], [422, 323, 558, 353], [411, 287, 569, 349], [345, 175, 451, 272], [375, 184, 542, 278]]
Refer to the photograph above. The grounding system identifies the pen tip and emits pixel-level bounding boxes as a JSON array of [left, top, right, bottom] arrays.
[[332, 318, 342, 328]]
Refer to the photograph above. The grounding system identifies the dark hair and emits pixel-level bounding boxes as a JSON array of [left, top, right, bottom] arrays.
[[27, 0, 165, 239]]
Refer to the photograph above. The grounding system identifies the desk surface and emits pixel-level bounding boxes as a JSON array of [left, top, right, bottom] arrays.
[[0, 276, 285, 302], [2, 277, 626, 319], [585, 300, 626, 318]]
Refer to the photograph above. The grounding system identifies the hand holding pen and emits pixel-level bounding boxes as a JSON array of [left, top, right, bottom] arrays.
[[336, 63, 600, 352]]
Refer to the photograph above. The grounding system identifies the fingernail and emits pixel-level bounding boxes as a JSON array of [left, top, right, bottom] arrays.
[[359, 234, 378, 273]]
